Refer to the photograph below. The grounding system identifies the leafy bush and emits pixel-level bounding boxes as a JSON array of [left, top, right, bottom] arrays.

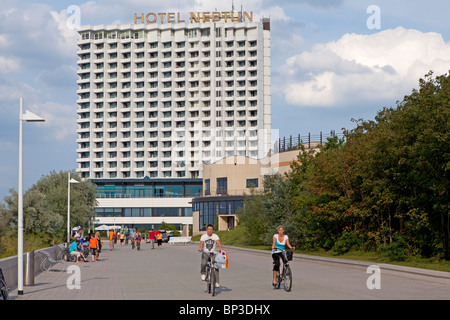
[[332, 231, 361, 254], [385, 234, 408, 261]]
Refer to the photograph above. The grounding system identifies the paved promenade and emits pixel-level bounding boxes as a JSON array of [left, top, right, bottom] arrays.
[[7, 241, 450, 300]]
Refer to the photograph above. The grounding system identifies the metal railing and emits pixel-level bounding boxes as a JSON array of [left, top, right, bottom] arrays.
[[198, 189, 255, 198], [274, 131, 344, 154]]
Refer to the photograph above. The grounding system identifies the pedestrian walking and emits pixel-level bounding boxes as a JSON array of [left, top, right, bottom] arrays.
[[156, 232, 163, 248], [89, 233, 99, 262], [95, 231, 102, 260], [149, 229, 156, 249], [109, 229, 115, 251]]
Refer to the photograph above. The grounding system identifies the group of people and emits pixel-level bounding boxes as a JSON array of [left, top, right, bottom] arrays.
[[108, 229, 164, 251], [108, 229, 141, 250], [68, 228, 102, 263], [148, 229, 164, 249], [68, 224, 294, 291]]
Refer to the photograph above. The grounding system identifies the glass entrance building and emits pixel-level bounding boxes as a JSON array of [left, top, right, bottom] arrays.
[[93, 178, 202, 230]]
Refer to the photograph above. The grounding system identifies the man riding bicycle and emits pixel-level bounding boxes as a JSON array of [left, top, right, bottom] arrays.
[[135, 230, 142, 250], [272, 225, 295, 287], [198, 224, 223, 289]]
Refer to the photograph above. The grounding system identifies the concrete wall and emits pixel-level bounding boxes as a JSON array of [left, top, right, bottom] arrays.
[[0, 244, 65, 290], [271, 146, 321, 176]]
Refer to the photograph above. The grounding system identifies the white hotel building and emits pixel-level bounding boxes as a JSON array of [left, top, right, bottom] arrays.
[[76, 15, 271, 231]]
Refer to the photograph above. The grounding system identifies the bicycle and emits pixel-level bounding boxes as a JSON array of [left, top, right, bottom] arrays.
[[203, 252, 218, 296], [0, 268, 9, 300], [136, 238, 141, 251], [273, 249, 293, 292]]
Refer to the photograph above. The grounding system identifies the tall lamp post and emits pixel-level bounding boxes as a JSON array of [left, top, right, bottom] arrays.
[[67, 172, 79, 244], [18, 97, 45, 295]]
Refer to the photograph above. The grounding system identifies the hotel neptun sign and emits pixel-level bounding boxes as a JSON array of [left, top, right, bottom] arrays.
[[134, 11, 253, 24]]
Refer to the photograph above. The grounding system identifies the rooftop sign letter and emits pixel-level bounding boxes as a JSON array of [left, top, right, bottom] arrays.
[[134, 11, 253, 24]]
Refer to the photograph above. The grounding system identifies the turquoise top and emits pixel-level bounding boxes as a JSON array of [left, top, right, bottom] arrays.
[[69, 241, 78, 253], [274, 234, 288, 251]]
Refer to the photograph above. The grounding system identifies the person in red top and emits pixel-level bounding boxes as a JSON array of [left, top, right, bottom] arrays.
[[148, 229, 156, 250], [89, 233, 99, 262]]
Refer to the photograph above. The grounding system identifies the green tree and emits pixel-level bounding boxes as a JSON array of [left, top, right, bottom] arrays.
[[236, 188, 267, 245], [305, 71, 450, 258], [1, 170, 97, 240], [237, 72, 449, 260]]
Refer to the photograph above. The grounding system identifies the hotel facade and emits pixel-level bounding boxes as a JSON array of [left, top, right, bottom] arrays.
[[76, 14, 271, 231]]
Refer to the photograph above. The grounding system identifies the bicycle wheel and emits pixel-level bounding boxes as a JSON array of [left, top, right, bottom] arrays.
[[283, 265, 292, 292], [206, 266, 212, 294], [0, 278, 8, 300], [210, 268, 216, 296]]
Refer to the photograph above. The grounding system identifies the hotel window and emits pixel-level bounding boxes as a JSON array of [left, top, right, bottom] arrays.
[[186, 29, 197, 38], [163, 171, 172, 177], [246, 178, 258, 188], [216, 178, 227, 195], [81, 32, 90, 40], [205, 179, 210, 195]]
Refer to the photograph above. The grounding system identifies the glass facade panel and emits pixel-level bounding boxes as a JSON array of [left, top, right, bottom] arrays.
[[195, 199, 244, 231], [216, 178, 227, 194], [96, 207, 189, 217], [93, 179, 202, 198]]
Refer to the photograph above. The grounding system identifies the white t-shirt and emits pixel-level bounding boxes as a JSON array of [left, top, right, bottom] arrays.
[[200, 233, 220, 253]]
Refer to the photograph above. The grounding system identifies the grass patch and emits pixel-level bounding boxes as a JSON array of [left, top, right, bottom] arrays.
[[0, 230, 63, 259]]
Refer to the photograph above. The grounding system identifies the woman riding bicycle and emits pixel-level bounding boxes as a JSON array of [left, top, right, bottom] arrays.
[[272, 225, 295, 287]]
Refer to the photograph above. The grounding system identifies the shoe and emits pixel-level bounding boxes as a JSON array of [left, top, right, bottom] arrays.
[[201, 274, 206, 281], [215, 283, 220, 288]]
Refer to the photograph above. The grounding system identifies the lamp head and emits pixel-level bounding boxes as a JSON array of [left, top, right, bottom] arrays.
[[22, 110, 45, 122]]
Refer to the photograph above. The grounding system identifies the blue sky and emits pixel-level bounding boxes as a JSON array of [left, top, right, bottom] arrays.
[[1, 0, 449, 201]]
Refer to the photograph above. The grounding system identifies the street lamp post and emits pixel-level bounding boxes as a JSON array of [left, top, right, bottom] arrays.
[[18, 97, 45, 295], [67, 172, 79, 244]]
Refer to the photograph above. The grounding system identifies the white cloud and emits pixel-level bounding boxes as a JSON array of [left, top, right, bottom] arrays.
[[0, 56, 21, 74], [255, 6, 291, 22], [281, 27, 450, 108], [28, 101, 77, 141], [0, 3, 78, 69]]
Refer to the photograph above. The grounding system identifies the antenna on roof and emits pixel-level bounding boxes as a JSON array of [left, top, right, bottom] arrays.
[[240, 4, 243, 22]]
